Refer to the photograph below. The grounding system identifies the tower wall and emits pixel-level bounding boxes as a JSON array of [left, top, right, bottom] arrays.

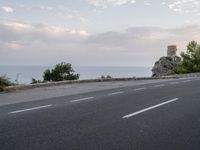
[[167, 45, 177, 57]]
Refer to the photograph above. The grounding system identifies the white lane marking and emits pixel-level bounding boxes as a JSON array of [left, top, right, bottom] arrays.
[[108, 91, 124, 96], [153, 84, 165, 88], [70, 97, 94, 103], [170, 82, 179, 85], [134, 87, 146, 91], [122, 98, 179, 119], [182, 80, 191, 83], [9, 105, 52, 114]]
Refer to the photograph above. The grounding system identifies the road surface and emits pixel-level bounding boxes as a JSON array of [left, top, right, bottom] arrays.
[[0, 78, 200, 150]]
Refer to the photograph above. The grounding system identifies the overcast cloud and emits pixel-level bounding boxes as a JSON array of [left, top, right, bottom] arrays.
[[1, 19, 200, 66]]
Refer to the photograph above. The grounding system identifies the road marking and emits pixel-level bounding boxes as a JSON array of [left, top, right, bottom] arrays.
[[70, 97, 94, 103], [153, 84, 165, 88], [108, 91, 124, 96], [122, 98, 179, 119], [9, 105, 52, 114], [170, 82, 179, 85], [134, 87, 146, 91], [182, 80, 191, 83]]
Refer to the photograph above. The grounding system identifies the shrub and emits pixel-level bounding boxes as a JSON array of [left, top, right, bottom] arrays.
[[43, 62, 79, 82], [43, 69, 51, 81], [0, 75, 12, 91], [31, 78, 43, 84], [106, 75, 112, 79], [101, 75, 112, 79]]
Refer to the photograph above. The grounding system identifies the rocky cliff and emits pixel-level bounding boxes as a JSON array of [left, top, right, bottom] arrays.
[[152, 56, 181, 77]]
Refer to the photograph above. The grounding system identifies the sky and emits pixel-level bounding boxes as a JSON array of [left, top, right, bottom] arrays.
[[1, 0, 200, 66]]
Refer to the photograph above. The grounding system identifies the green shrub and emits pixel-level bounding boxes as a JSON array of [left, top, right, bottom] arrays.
[[0, 75, 12, 91], [43, 69, 51, 81], [31, 78, 43, 84], [43, 62, 79, 82], [106, 75, 112, 79], [101, 75, 112, 79]]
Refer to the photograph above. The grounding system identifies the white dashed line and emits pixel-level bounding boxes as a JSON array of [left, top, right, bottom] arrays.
[[153, 84, 165, 88], [70, 97, 94, 103], [108, 91, 124, 96], [170, 82, 179, 85], [134, 87, 146, 91], [122, 98, 179, 119], [9, 105, 52, 114], [181, 80, 191, 83]]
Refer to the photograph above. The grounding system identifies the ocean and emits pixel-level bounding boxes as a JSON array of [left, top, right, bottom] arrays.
[[0, 66, 152, 84]]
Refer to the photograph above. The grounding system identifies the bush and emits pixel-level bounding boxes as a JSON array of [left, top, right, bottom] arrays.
[[101, 75, 112, 79], [0, 75, 13, 91], [106, 75, 112, 79], [43, 69, 51, 81], [31, 78, 43, 84], [43, 62, 79, 82]]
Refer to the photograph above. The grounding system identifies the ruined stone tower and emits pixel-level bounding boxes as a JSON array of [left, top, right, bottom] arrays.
[[167, 45, 177, 57]]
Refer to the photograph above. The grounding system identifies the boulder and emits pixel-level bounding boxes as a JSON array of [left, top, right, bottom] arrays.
[[152, 56, 181, 77]]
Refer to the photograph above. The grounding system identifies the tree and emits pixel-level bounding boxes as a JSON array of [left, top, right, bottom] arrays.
[[175, 41, 200, 74], [43, 62, 79, 82]]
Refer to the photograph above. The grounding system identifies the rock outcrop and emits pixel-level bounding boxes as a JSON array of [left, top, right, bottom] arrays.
[[152, 56, 181, 77], [152, 45, 182, 77]]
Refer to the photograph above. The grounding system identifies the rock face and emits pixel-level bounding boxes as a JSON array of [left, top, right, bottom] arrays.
[[152, 56, 181, 77]]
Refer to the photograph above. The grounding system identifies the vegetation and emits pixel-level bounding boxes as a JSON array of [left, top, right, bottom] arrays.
[[101, 75, 112, 79], [31, 78, 43, 84], [43, 62, 79, 82], [0, 75, 13, 91], [175, 41, 200, 74]]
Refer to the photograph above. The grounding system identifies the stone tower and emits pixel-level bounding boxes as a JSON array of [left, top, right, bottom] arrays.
[[167, 45, 177, 57]]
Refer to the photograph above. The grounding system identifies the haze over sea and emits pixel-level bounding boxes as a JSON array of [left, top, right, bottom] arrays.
[[0, 66, 151, 84]]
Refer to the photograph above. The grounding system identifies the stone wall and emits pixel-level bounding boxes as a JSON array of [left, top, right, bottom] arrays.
[[168, 73, 200, 78], [167, 45, 177, 57], [4, 76, 178, 92]]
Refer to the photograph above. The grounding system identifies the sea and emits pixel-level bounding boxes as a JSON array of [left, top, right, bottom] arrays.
[[0, 66, 152, 84]]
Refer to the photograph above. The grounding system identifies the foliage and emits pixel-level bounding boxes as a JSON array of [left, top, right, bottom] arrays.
[[31, 78, 43, 84], [43, 62, 79, 82], [101, 75, 112, 79], [0, 75, 13, 91], [43, 69, 51, 81], [175, 41, 200, 74], [106, 75, 112, 79]]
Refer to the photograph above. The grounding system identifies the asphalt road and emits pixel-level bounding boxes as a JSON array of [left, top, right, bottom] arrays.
[[1, 78, 200, 150]]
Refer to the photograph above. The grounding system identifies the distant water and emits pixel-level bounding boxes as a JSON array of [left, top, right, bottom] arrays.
[[0, 66, 152, 84]]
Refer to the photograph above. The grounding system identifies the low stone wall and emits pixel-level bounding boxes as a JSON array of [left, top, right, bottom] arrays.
[[167, 73, 200, 78], [4, 76, 178, 92]]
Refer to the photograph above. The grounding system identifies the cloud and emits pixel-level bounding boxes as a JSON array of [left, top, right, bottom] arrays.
[[144, 0, 151, 6], [1, 6, 14, 13], [168, 0, 200, 14], [17, 5, 89, 24], [1, 19, 200, 66], [86, 0, 136, 8], [5, 41, 23, 49]]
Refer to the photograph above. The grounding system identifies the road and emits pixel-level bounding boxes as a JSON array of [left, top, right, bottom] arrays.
[[0, 78, 200, 150]]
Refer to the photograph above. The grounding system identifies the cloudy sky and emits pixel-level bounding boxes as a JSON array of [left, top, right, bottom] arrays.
[[1, 0, 200, 66]]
